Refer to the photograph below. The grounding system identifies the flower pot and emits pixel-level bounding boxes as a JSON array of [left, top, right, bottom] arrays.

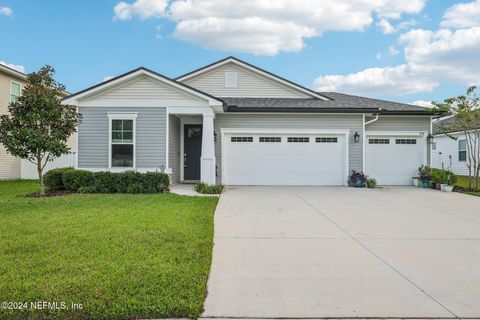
[[443, 185, 454, 192], [412, 178, 419, 187], [435, 182, 442, 190], [441, 184, 446, 191], [422, 180, 430, 188], [354, 178, 364, 188]]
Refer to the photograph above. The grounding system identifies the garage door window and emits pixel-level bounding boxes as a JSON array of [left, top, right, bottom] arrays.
[[316, 137, 338, 143], [396, 139, 417, 144], [259, 137, 281, 143], [287, 137, 309, 143], [369, 138, 389, 144], [231, 137, 253, 142]]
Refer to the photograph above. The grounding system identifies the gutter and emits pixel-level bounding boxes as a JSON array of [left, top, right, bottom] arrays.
[[365, 114, 379, 125]]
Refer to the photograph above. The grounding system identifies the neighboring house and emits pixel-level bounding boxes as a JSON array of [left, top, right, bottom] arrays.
[[0, 64, 76, 179], [432, 116, 475, 176], [62, 57, 434, 186]]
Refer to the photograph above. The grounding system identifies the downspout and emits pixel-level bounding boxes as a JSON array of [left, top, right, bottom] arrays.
[[364, 114, 379, 126]]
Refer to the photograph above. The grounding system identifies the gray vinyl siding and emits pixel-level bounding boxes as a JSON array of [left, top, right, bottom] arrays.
[[78, 107, 167, 169], [182, 62, 311, 98], [366, 116, 432, 165], [214, 114, 363, 183], [168, 115, 181, 183]]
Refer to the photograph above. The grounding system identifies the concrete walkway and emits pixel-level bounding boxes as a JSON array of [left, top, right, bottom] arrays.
[[202, 186, 480, 319]]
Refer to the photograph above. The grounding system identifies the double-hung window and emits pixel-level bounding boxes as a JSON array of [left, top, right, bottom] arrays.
[[10, 81, 21, 102], [108, 113, 137, 168], [458, 139, 467, 162]]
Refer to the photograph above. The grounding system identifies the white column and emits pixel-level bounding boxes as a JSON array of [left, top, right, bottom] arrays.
[[201, 114, 216, 184]]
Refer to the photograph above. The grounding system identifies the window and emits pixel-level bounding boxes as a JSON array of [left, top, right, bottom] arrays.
[[459, 139, 467, 162], [316, 137, 338, 143], [10, 81, 20, 102], [231, 137, 253, 142], [369, 138, 389, 144], [225, 72, 237, 88], [108, 114, 137, 168], [259, 137, 281, 143], [396, 139, 417, 145], [432, 142, 437, 151], [288, 137, 309, 143]]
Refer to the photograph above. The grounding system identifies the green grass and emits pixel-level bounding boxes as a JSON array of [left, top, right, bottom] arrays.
[[455, 175, 480, 196], [0, 180, 218, 320]]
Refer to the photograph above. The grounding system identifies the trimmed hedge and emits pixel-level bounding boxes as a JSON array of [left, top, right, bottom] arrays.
[[45, 168, 169, 194], [194, 183, 224, 194], [44, 167, 75, 191]]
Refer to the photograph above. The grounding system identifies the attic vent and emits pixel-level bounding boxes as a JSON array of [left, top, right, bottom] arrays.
[[225, 72, 237, 88]]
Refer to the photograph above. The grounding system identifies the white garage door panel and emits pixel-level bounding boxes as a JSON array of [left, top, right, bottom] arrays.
[[224, 134, 346, 186], [366, 135, 423, 185]]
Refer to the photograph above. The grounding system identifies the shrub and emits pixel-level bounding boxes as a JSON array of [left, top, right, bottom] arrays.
[[93, 171, 115, 193], [194, 183, 224, 194], [44, 167, 74, 191], [367, 178, 377, 189], [143, 172, 170, 193], [429, 167, 457, 185], [62, 169, 94, 191]]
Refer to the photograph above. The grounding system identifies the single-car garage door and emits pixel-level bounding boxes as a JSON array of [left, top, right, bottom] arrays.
[[365, 135, 424, 185], [223, 132, 347, 186]]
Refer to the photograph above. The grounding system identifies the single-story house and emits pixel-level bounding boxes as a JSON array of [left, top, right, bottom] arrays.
[[432, 116, 476, 176], [62, 57, 434, 186]]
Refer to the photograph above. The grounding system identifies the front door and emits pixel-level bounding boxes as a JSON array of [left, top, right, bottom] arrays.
[[184, 124, 203, 180]]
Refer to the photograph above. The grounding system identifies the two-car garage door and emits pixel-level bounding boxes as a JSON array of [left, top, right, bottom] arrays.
[[223, 132, 347, 186]]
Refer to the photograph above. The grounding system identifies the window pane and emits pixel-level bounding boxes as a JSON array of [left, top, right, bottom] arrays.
[[10, 95, 18, 102], [112, 131, 123, 143], [112, 144, 133, 167], [122, 131, 133, 142], [11, 82, 20, 96], [459, 139, 467, 150], [432, 142, 436, 151], [459, 150, 467, 162], [112, 120, 123, 131], [122, 120, 133, 131]]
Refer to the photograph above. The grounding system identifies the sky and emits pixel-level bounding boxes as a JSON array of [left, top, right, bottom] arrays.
[[1, 0, 479, 106]]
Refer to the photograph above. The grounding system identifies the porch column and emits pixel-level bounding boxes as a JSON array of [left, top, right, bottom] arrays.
[[201, 114, 216, 184]]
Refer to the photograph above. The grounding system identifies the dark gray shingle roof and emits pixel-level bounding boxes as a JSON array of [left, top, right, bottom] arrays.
[[223, 92, 431, 114]]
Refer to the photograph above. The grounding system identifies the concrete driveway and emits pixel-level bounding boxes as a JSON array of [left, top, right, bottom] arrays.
[[202, 187, 480, 319]]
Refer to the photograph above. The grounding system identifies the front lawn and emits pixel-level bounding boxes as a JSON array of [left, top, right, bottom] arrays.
[[0, 180, 218, 320], [455, 175, 480, 197]]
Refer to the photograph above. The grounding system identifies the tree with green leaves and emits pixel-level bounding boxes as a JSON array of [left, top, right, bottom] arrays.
[[0, 66, 81, 195], [432, 86, 480, 191]]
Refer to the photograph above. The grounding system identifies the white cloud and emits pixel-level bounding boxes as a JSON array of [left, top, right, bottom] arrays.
[[377, 19, 396, 34], [388, 45, 399, 56], [0, 61, 25, 73], [411, 100, 433, 108], [376, 52, 383, 60], [114, 0, 168, 20], [315, 26, 480, 96], [0, 6, 12, 16], [441, 0, 480, 28], [113, 0, 426, 55], [103, 75, 114, 82]]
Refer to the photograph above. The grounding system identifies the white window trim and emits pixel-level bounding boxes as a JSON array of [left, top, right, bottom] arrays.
[[107, 112, 138, 170], [10, 80, 21, 103]]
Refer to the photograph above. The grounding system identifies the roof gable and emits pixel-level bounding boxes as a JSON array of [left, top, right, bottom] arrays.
[[62, 67, 223, 107], [176, 57, 329, 100]]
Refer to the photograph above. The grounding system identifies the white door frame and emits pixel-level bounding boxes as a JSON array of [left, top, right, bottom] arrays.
[[220, 128, 350, 186]]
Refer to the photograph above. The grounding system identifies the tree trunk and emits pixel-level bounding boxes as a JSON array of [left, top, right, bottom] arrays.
[[37, 162, 44, 196]]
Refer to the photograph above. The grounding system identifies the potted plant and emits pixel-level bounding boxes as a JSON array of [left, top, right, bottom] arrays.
[[412, 177, 419, 187], [442, 170, 457, 192], [430, 170, 442, 190], [418, 165, 432, 188], [348, 170, 368, 188]]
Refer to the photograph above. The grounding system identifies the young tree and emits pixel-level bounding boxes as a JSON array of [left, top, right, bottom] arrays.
[[432, 86, 480, 191], [0, 66, 81, 195]]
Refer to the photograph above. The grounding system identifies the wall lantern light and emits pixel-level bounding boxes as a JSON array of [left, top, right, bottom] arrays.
[[353, 132, 360, 143]]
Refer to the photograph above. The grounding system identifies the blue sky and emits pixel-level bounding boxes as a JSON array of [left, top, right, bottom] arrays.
[[1, 0, 479, 105]]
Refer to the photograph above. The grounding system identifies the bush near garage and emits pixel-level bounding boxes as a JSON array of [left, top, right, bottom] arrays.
[[44, 168, 169, 194]]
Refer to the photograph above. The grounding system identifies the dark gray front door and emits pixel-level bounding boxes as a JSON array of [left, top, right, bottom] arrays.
[[184, 124, 203, 180]]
